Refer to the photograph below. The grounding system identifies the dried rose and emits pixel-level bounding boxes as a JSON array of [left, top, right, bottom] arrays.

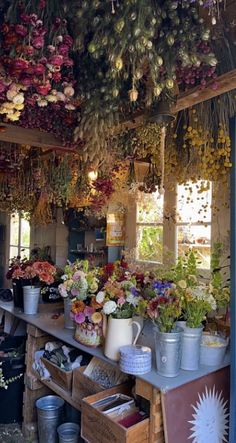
[[32, 36, 44, 49], [15, 25, 28, 37]]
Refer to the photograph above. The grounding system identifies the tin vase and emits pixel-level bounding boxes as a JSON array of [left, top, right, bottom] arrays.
[[181, 326, 203, 371], [23, 286, 40, 315], [154, 327, 183, 377], [64, 298, 75, 330]]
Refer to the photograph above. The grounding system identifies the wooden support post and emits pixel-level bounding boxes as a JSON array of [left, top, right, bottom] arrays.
[[22, 325, 53, 440], [135, 379, 165, 443]]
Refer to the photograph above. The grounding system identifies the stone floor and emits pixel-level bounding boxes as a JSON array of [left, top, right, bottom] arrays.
[[0, 424, 84, 443], [0, 424, 32, 443]]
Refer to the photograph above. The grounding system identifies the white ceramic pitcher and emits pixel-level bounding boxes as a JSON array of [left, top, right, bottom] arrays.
[[104, 316, 141, 361]]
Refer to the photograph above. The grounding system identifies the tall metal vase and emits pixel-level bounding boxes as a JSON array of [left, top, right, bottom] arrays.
[[63, 298, 74, 330], [181, 326, 203, 371], [154, 327, 183, 377]]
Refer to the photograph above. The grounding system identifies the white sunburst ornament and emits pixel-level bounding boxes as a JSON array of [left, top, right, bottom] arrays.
[[188, 385, 229, 443]]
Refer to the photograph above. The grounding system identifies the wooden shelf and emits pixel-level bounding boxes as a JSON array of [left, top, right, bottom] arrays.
[[35, 376, 82, 410], [70, 249, 107, 255]]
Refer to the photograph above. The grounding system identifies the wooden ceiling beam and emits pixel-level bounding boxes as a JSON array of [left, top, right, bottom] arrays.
[[0, 123, 74, 151], [116, 68, 236, 133], [172, 68, 236, 113], [0, 69, 235, 147]]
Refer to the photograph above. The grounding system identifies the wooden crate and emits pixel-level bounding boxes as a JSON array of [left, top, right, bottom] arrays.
[[41, 357, 73, 391], [72, 366, 106, 405], [81, 385, 150, 443], [27, 324, 47, 338]]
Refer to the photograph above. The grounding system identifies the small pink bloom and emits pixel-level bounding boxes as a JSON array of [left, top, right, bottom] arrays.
[[52, 72, 61, 83], [63, 35, 73, 47], [71, 288, 79, 297], [58, 44, 69, 56], [50, 55, 64, 66], [0, 82, 6, 93], [32, 36, 44, 49], [15, 25, 28, 37], [14, 59, 29, 71], [34, 64, 46, 75], [63, 57, 74, 67], [20, 14, 31, 24], [117, 297, 126, 306], [75, 312, 85, 324], [24, 45, 35, 56], [36, 83, 51, 95], [84, 306, 95, 319], [21, 77, 33, 87], [48, 45, 56, 53], [38, 57, 48, 65]]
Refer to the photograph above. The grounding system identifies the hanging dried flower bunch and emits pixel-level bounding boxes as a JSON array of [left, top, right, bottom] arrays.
[[0, 0, 77, 122]]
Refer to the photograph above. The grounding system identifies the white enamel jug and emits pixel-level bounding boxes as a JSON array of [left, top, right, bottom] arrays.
[[104, 316, 141, 361]]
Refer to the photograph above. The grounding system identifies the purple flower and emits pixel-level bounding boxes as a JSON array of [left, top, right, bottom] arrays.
[[71, 288, 79, 297], [84, 306, 95, 319], [131, 286, 139, 296], [75, 312, 85, 324]]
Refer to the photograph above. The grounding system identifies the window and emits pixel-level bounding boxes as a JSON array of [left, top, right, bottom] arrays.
[[10, 212, 31, 260], [136, 191, 164, 263], [177, 181, 212, 269], [135, 180, 212, 269]]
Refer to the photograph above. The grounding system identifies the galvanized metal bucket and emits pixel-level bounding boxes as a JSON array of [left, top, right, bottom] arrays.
[[154, 327, 183, 377], [36, 395, 64, 443], [64, 298, 75, 329], [23, 286, 40, 315], [57, 422, 80, 443], [181, 326, 203, 371]]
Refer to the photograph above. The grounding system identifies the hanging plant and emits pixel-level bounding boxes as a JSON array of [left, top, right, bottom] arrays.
[[71, 0, 217, 160], [0, 0, 77, 121]]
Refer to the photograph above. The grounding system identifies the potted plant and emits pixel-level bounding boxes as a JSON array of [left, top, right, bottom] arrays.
[[58, 260, 99, 329], [145, 280, 182, 377], [12, 260, 56, 315], [97, 273, 142, 361]]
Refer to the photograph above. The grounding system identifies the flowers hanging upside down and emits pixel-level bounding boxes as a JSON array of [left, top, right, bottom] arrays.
[[0, 1, 77, 121]]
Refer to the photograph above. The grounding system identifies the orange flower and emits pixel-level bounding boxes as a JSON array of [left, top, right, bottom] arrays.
[[71, 300, 85, 314], [90, 297, 102, 310]]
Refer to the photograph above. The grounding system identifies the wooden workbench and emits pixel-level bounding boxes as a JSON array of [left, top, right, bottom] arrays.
[[0, 301, 230, 443]]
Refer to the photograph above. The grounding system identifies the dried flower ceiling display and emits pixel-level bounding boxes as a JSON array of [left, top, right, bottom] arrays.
[[0, 0, 234, 222]]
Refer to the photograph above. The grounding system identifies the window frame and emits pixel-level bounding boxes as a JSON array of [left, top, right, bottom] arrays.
[[135, 192, 164, 265], [135, 181, 213, 270], [9, 212, 31, 259]]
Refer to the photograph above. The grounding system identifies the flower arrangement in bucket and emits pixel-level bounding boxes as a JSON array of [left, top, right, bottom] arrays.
[[173, 251, 217, 370], [59, 260, 100, 329], [71, 297, 103, 347], [9, 259, 56, 314], [96, 270, 143, 361], [145, 280, 182, 377]]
